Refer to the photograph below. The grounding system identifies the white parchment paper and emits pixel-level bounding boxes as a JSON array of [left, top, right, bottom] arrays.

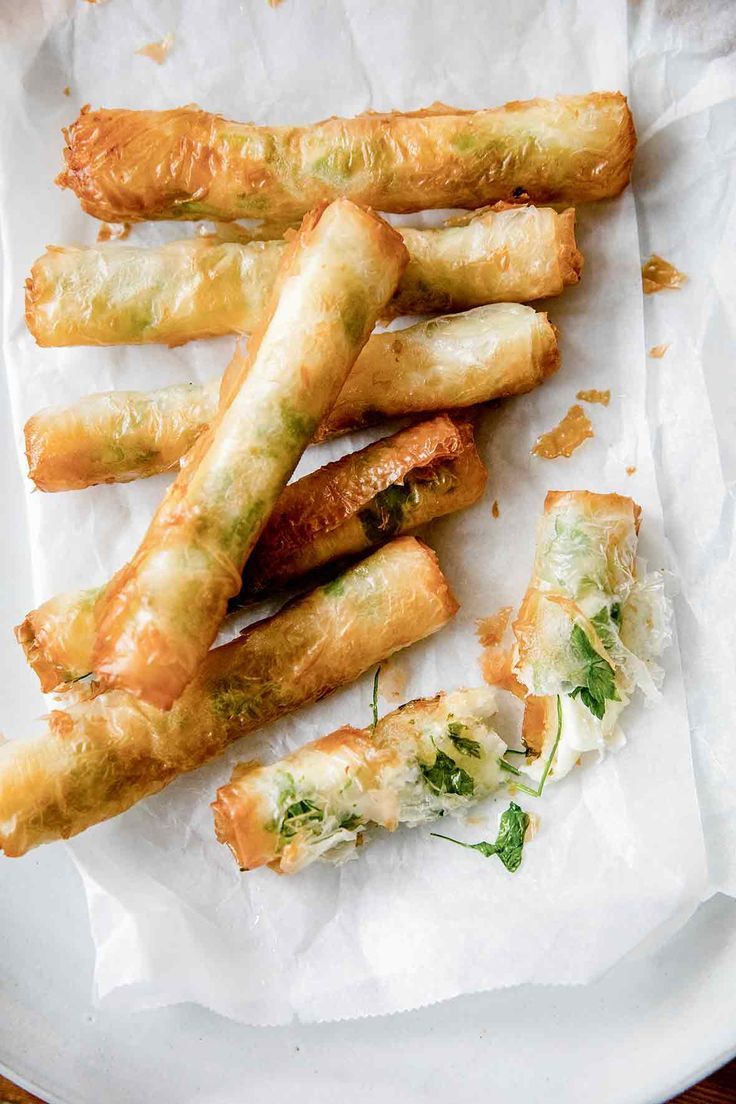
[[0, 0, 730, 1024]]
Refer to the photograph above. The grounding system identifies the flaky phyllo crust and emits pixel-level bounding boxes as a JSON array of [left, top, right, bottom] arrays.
[[213, 687, 505, 874], [243, 412, 486, 594], [57, 93, 635, 224], [491, 492, 671, 784], [1, 539, 457, 856], [87, 200, 408, 709], [18, 415, 484, 692], [26, 204, 581, 348], [24, 303, 558, 491]]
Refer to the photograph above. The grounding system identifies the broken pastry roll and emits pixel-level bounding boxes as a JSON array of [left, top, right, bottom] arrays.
[[507, 491, 672, 786], [58, 93, 635, 224], [213, 687, 506, 874]]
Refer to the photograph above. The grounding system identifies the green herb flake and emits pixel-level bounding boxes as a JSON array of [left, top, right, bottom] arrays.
[[358, 482, 413, 544], [569, 623, 620, 720], [431, 801, 530, 872], [323, 576, 346, 597], [447, 721, 482, 759], [280, 798, 323, 839], [421, 749, 475, 797]]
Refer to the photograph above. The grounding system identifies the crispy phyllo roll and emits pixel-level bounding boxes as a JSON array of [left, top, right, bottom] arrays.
[[242, 412, 487, 595], [58, 93, 635, 224], [213, 687, 505, 874], [498, 492, 671, 786], [0, 538, 457, 857], [90, 200, 408, 709], [26, 205, 581, 347], [25, 381, 221, 492], [317, 303, 558, 439], [18, 416, 484, 692], [25, 303, 558, 491]]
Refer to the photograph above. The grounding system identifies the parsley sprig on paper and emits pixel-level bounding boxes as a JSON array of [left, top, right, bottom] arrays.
[[432, 801, 530, 872]]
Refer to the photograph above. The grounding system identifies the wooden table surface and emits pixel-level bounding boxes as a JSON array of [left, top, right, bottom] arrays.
[[2, 1060, 735, 1103]]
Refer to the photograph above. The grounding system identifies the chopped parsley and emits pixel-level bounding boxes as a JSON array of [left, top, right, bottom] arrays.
[[447, 721, 482, 759], [590, 606, 620, 652], [569, 623, 620, 719], [280, 798, 323, 839], [421, 749, 475, 797], [358, 483, 413, 544], [431, 801, 530, 872]]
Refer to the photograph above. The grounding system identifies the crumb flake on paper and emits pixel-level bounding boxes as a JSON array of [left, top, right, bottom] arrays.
[[649, 344, 670, 359], [642, 255, 687, 295], [576, 388, 610, 406], [136, 33, 175, 64], [475, 606, 513, 648], [97, 222, 131, 242], [532, 405, 594, 460]]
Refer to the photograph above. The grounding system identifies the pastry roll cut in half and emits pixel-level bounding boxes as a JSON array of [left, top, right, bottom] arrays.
[[0, 538, 457, 857], [213, 687, 506, 874], [89, 199, 408, 709], [26, 204, 581, 347], [496, 492, 672, 787], [25, 303, 558, 491], [18, 415, 484, 693], [57, 93, 635, 224]]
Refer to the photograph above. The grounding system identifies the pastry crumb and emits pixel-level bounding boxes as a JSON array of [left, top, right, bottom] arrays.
[[491, 499, 500, 518], [626, 466, 637, 476], [136, 33, 175, 64], [576, 388, 610, 406], [475, 607, 513, 648], [648, 344, 670, 359], [532, 405, 593, 460], [642, 255, 687, 294], [62, 86, 71, 97], [97, 222, 131, 242]]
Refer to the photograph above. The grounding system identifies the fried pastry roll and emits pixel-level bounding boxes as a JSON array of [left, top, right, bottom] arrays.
[[25, 303, 557, 491], [90, 200, 408, 708], [58, 93, 635, 223], [0, 538, 456, 856], [26, 205, 581, 347], [213, 687, 505, 874]]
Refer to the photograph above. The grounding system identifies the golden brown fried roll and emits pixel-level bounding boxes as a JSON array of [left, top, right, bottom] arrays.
[[25, 381, 221, 492], [90, 200, 408, 709], [25, 303, 557, 491], [26, 205, 581, 347], [242, 412, 487, 594], [316, 302, 558, 439], [18, 415, 484, 693], [213, 688, 505, 874], [1, 538, 457, 857], [57, 94, 635, 224]]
